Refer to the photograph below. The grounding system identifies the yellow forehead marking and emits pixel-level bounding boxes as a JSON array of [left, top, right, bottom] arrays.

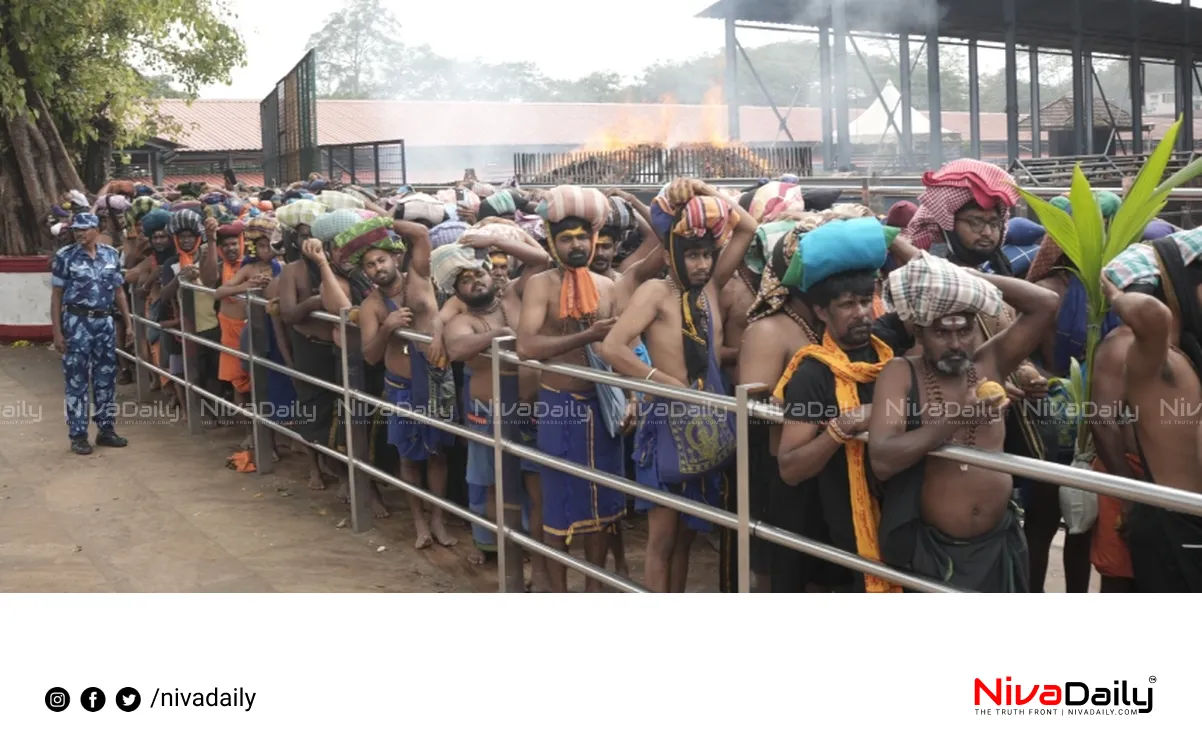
[[557, 227, 590, 239]]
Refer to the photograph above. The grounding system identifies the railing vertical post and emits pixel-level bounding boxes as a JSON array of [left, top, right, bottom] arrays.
[[339, 308, 373, 533], [491, 336, 511, 593], [735, 385, 753, 594], [132, 291, 150, 403], [180, 284, 202, 434], [247, 291, 274, 475]]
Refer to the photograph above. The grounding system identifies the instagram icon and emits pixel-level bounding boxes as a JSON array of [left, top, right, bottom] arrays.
[[45, 687, 70, 712]]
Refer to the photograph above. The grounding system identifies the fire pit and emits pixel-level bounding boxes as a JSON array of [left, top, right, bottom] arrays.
[[515, 142, 813, 185]]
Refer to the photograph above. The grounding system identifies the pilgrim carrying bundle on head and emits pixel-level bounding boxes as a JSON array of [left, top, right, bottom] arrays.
[[395, 192, 449, 226], [317, 190, 366, 211], [334, 215, 402, 267], [883, 252, 1004, 327], [430, 243, 488, 295], [537, 184, 610, 234]]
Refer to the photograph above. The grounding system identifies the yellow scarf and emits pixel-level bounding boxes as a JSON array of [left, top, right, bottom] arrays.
[[774, 332, 901, 593]]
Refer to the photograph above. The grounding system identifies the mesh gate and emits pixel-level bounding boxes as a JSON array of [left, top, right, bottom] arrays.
[[318, 140, 407, 188], [260, 50, 318, 186]]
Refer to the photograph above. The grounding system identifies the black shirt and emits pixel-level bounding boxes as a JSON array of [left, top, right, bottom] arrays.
[[782, 343, 882, 591]]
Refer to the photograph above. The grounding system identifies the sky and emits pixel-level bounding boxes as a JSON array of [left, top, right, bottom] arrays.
[[197, 0, 1202, 101], [198, 0, 769, 100]]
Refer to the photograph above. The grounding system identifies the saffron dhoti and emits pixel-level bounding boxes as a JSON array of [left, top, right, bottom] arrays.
[[217, 313, 250, 393]]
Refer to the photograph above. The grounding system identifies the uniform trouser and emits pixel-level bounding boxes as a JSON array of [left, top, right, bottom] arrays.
[[61, 313, 118, 440]]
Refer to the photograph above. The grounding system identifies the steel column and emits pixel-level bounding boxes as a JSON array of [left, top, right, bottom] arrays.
[[1130, 12, 1143, 155], [1071, 0, 1086, 155], [899, 34, 913, 169], [1181, 0, 1194, 151], [832, 0, 852, 171], [1003, 0, 1019, 164], [725, 0, 740, 141], [926, 24, 942, 169], [1029, 46, 1042, 158], [1083, 49, 1095, 154], [969, 38, 981, 160], [819, 27, 835, 171]]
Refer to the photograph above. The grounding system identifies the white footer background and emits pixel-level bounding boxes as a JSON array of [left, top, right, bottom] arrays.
[[0, 594, 1185, 741]]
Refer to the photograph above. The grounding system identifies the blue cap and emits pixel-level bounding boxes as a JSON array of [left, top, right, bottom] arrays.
[[71, 213, 100, 231]]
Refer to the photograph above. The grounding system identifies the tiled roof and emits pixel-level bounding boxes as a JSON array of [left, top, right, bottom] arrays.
[[1018, 96, 1138, 129], [154, 99, 1060, 154]]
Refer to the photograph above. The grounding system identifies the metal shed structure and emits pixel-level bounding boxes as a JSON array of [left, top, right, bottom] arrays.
[[699, 0, 1202, 171]]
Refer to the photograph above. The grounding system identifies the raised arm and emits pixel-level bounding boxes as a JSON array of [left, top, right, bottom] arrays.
[[460, 232, 550, 269], [975, 273, 1060, 380], [215, 264, 266, 300], [198, 220, 219, 287], [600, 281, 679, 385], [1089, 329, 1136, 481], [701, 181, 757, 292], [392, 219, 432, 278], [1102, 276, 1172, 386]]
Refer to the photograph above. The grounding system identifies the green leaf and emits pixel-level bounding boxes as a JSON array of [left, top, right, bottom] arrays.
[[1069, 165, 1105, 282], [1107, 118, 1180, 257], [1150, 152, 1202, 202], [1069, 357, 1085, 407], [1020, 188, 1080, 265]]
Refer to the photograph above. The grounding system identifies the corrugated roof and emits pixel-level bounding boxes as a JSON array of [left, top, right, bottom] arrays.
[[1018, 96, 1139, 130]]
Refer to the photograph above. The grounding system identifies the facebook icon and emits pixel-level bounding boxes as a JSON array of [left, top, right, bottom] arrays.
[[80, 687, 106, 712]]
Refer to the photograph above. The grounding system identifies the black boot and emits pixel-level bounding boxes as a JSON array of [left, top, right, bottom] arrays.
[[95, 430, 128, 448], [71, 437, 93, 455]]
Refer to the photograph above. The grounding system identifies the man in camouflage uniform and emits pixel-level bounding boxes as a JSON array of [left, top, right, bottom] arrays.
[[51, 212, 134, 454]]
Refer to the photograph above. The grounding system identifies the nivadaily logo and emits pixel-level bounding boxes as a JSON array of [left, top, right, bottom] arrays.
[[974, 677, 1154, 716]]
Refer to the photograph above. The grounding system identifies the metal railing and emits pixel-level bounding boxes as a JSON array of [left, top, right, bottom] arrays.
[[115, 278, 1202, 594]]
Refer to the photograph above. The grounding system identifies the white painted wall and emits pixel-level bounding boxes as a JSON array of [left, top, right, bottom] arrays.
[[0, 271, 52, 326]]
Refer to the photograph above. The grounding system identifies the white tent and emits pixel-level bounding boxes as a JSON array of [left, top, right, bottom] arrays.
[[840, 81, 951, 145]]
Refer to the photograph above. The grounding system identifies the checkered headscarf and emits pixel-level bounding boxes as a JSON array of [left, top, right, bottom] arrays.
[[884, 252, 1004, 327], [903, 159, 1019, 251]]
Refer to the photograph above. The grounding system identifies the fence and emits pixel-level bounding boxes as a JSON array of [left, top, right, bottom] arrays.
[[514, 143, 813, 185], [318, 141, 407, 189], [115, 276, 1202, 594], [261, 50, 319, 187]]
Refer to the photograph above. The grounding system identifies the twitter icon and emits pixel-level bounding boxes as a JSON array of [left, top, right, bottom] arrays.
[[116, 687, 141, 712]]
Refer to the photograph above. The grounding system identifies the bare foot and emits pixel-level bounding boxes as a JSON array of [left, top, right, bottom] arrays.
[[370, 491, 391, 519], [239, 433, 253, 450], [307, 470, 327, 491], [414, 526, 434, 550], [336, 481, 349, 504], [467, 546, 488, 565], [319, 457, 339, 479], [530, 565, 552, 593], [430, 518, 458, 547], [271, 448, 280, 463]]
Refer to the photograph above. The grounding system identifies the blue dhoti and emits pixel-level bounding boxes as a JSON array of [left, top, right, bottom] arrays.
[[385, 370, 457, 462], [61, 313, 118, 440], [464, 372, 530, 550], [537, 386, 625, 542]]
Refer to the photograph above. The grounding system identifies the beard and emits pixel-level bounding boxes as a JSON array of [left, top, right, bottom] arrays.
[[461, 286, 497, 309], [837, 320, 873, 348], [561, 249, 591, 269], [932, 351, 972, 375], [370, 268, 397, 286]]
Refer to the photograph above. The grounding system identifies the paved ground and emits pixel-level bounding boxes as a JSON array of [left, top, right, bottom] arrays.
[[0, 345, 1085, 592]]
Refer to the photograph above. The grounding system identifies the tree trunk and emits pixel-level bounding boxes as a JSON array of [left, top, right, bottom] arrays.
[[0, 48, 87, 256], [83, 114, 115, 193]]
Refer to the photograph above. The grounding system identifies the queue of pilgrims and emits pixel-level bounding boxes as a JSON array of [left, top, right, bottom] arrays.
[[51, 160, 1202, 593]]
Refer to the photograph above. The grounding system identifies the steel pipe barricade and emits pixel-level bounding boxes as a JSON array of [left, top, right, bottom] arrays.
[[116, 275, 1202, 595]]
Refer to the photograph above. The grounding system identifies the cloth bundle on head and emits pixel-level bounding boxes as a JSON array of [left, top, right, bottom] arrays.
[[170, 200, 204, 214], [802, 188, 842, 212], [334, 216, 403, 267], [106, 180, 136, 197], [748, 181, 805, 223], [168, 209, 204, 236], [747, 223, 803, 321], [1104, 243, 1160, 290], [429, 220, 468, 249], [1053, 190, 1122, 219], [312, 209, 365, 243], [395, 193, 449, 226], [134, 184, 154, 197], [276, 200, 329, 230], [478, 190, 527, 219], [430, 244, 488, 295], [318, 190, 366, 212], [92, 195, 130, 216], [140, 208, 172, 237], [513, 211, 546, 243], [780, 217, 888, 292], [64, 190, 90, 210], [1144, 219, 1177, 241], [126, 196, 160, 230], [244, 216, 278, 243], [436, 187, 482, 211], [745, 220, 796, 276], [902, 159, 1019, 251], [884, 252, 1005, 327], [203, 204, 229, 223], [470, 182, 497, 198], [464, 218, 528, 245], [1006, 217, 1045, 246], [307, 178, 329, 193], [536, 185, 610, 320], [885, 200, 918, 229], [601, 196, 636, 238], [200, 192, 227, 206]]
